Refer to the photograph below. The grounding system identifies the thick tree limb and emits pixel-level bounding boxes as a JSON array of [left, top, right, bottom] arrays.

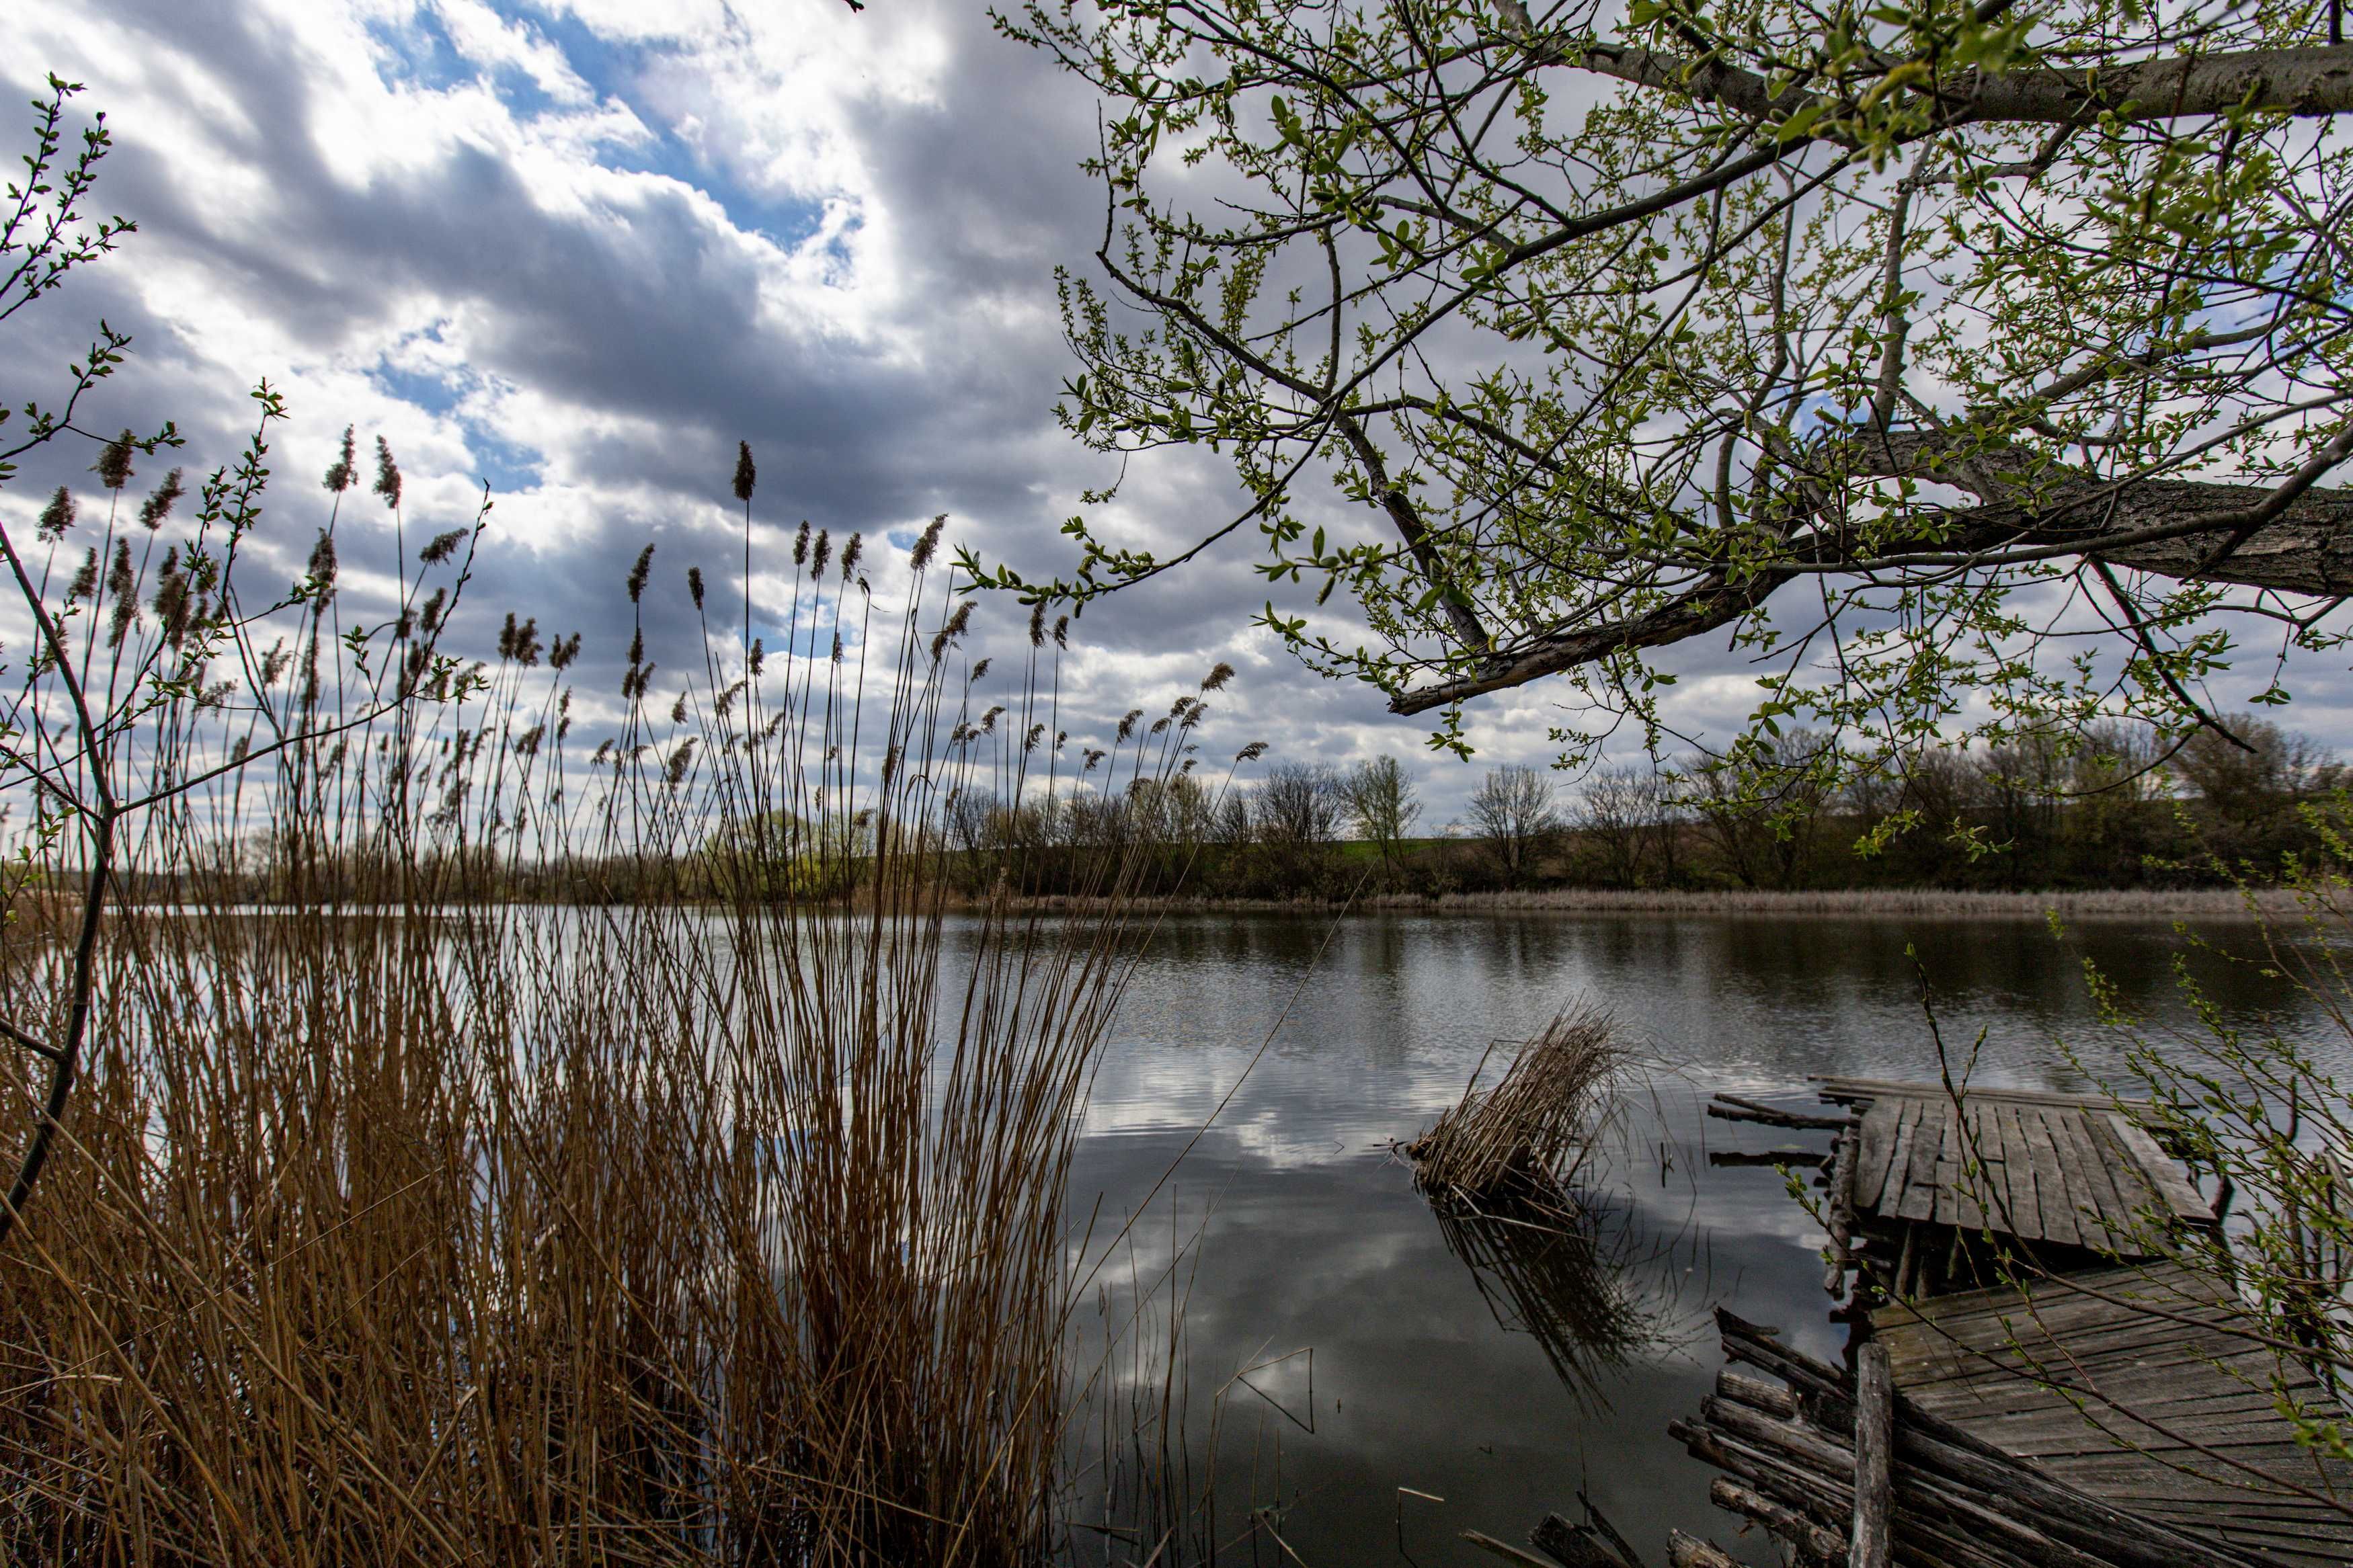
[[1837, 430, 2353, 591], [1390, 456, 2353, 714], [1574, 42, 2353, 126], [1393, 566, 1794, 712]]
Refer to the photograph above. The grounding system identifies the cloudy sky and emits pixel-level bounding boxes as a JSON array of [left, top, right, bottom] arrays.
[[5, 0, 2344, 824]]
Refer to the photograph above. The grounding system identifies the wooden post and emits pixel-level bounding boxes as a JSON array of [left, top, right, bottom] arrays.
[[1851, 1340, 1894, 1568]]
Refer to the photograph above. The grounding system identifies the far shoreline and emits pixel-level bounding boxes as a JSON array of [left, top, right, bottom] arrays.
[[1017, 886, 2307, 920], [77, 885, 2310, 923]]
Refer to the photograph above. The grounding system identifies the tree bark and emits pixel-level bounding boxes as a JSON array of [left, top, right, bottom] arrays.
[[1391, 448, 2353, 716], [1573, 43, 2353, 126]]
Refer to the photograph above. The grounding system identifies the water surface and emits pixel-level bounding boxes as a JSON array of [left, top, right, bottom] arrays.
[[1059, 910, 2330, 1566]]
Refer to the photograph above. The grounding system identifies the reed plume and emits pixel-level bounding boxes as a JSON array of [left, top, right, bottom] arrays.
[[0, 464, 1214, 1565]]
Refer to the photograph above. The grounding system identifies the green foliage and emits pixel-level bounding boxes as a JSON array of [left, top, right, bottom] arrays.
[[990, 0, 2353, 815], [2063, 798, 2353, 1463]]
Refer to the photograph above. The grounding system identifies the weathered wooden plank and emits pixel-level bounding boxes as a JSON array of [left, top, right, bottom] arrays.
[[2086, 1114, 2164, 1240], [2048, 1104, 2128, 1252], [2028, 1104, 2099, 1249], [1934, 1102, 1966, 1229], [1960, 1403, 2305, 1450], [2009, 1414, 2342, 1455], [2104, 1113, 2214, 1224], [1895, 1324, 2286, 1391], [2018, 1106, 2081, 1249], [1918, 1292, 2239, 1352], [1993, 1101, 2042, 1239], [1901, 1348, 2297, 1409], [1895, 1103, 1947, 1224], [1957, 1102, 2003, 1232], [1971, 1100, 2013, 1229], [1884, 1097, 1925, 1217], [1852, 1097, 1903, 1212], [1936, 1380, 2306, 1433], [1891, 1262, 2226, 1335], [2082, 1112, 2170, 1258], [2036, 1458, 2343, 1497]]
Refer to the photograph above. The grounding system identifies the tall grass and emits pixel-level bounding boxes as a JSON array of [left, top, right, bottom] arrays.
[[0, 411, 1243, 1563], [1408, 1005, 1624, 1203]]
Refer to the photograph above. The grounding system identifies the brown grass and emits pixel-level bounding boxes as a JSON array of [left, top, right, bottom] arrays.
[[0, 505, 1226, 1564], [1408, 1004, 1624, 1202]]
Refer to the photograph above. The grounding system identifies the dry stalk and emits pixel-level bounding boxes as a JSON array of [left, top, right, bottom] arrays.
[[1408, 1005, 1624, 1204], [0, 494, 1246, 1564]]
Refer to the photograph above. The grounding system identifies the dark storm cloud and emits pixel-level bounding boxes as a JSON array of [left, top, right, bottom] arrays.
[[0, 0, 1616, 815], [11, 0, 2331, 833]]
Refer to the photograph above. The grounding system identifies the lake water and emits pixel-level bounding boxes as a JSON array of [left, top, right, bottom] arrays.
[[1056, 910, 2332, 1567]]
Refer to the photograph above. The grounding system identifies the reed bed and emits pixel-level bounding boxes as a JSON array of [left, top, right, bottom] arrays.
[[1358, 886, 2300, 918], [1408, 1005, 1624, 1204], [0, 407, 1241, 1563]]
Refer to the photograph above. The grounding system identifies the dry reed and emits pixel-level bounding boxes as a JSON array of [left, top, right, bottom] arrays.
[[0, 437, 1235, 1563], [1408, 1005, 1624, 1202]]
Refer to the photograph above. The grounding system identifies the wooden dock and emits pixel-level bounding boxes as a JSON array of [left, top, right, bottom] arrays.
[[1675, 1306, 2328, 1568], [1876, 1261, 2353, 1565], [1678, 1078, 2353, 1567], [1821, 1076, 2214, 1260]]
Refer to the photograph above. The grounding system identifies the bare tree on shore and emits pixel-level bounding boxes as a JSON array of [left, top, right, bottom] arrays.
[[1343, 755, 1423, 877], [1466, 765, 1562, 888]]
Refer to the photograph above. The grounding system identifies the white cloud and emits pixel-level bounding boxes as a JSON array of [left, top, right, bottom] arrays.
[[4, 0, 2338, 835]]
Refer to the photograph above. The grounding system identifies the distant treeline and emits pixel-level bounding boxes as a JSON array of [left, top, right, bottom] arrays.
[[99, 716, 2343, 907], [932, 716, 2348, 901]]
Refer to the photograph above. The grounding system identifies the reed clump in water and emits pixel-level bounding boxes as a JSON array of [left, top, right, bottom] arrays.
[[1408, 1005, 1624, 1204], [0, 422, 1237, 1563]]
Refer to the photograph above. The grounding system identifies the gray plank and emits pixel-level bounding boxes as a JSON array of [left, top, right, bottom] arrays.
[[1933, 1100, 1966, 1228], [1852, 1096, 1903, 1212], [2079, 1108, 2168, 1257], [2105, 1112, 2215, 1224], [1993, 1100, 2042, 1239], [1954, 1100, 1999, 1232], [2044, 1104, 2124, 1252], [2019, 1105, 2081, 1249], [1895, 1102, 1946, 1223], [1815, 1077, 2157, 1116], [2087, 1113, 2165, 1240]]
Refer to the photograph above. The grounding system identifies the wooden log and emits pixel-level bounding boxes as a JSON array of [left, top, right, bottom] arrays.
[[1688, 1403, 2124, 1568], [1670, 1420, 1852, 1534], [1578, 1496, 1644, 1568], [1710, 1477, 1845, 1560], [1716, 1368, 1800, 1418], [1709, 1146, 1833, 1167], [1667, 1532, 1741, 1568], [1827, 1120, 1860, 1293], [1709, 1094, 1849, 1131], [1850, 1342, 1893, 1568]]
